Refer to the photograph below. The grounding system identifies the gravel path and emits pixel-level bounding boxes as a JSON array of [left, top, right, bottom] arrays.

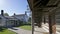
[[8, 27, 32, 34], [8, 27, 46, 34]]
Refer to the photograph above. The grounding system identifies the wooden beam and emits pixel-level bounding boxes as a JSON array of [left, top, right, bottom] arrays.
[[33, 7, 54, 12], [33, 0, 41, 7], [47, 0, 59, 6], [27, 0, 33, 11]]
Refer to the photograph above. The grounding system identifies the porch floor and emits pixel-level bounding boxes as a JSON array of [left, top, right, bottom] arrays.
[[34, 23, 60, 34]]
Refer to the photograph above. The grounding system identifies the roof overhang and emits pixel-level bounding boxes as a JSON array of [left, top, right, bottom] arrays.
[[27, 0, 60, 11]]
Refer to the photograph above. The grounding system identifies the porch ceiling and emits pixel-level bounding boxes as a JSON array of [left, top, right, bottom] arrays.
[[27, 0, 60, 23], [27, 0, 59, 11]]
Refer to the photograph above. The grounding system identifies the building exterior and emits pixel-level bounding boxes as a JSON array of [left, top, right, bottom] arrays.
[[0, 10, 29, 27], [12, 11, 29, 23]]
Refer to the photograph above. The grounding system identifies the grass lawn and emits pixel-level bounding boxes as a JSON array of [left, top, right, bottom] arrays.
[[0, 29, 16, 34], [19, 25, 32, 30]]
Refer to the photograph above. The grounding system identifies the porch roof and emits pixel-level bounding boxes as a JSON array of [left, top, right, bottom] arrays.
[[27, 0, 60, 23], [27, 0, 60, 11]]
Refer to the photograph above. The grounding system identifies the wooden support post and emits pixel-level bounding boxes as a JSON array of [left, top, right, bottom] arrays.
[[38, 12, 42, 27], [32, 11, 34, 34], [31, 0, 34, 34], [48, 11, 56, 34], [32, 14, 34, 34], [44, 15, 46, 24], [38, 17, 42, 27]]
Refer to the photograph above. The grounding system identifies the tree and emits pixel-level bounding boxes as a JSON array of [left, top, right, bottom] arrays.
[[28, 17, 31, 22], [26, 5, 32, 17], [4, 13, 9, 16]]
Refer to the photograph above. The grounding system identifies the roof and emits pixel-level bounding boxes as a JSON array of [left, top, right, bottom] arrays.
[[12, 14, 26, 17], [4, 16, 14, 19], [4, 16, 18, 20], [15, 14, 25, 16], [27, 0, 60, 9]]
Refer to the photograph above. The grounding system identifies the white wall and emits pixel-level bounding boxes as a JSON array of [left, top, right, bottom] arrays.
[[15, 15, 29, 22]]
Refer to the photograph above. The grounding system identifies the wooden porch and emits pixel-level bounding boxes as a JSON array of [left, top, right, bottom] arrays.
[[27, 0, 60, 34]]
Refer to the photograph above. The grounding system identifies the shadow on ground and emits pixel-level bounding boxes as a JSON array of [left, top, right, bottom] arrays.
[[0, 27, 7, 32], [9, 27, 18, 30]]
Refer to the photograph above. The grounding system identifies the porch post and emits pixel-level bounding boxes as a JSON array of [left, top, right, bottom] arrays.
[[32, 10, 34, 34], [38, 16, 42, 27], [38, 11, 42, 27], [44, 15, 46, 24], [48, 11, 56, 34]]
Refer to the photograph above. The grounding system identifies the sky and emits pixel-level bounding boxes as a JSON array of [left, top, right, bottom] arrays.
[[0, 0, 28, 16]]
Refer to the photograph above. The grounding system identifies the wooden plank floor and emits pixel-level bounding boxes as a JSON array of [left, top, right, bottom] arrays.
[[34, 23, 49, 34], [34, 23, 60, 34]]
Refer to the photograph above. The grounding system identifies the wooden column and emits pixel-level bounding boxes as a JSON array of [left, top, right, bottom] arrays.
[[44, 15, 46, 24], [32, 13, 34, 34], [48, 11, 56, 34], [38, 12, 42, 27], [38, 16, 42, 27], [30, 0, 34, 34], [32, 11, 34, 34]]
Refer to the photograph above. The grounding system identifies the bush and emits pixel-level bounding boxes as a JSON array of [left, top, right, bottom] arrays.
[[0, 27, 7, 31], [19, 21, 24, 26]]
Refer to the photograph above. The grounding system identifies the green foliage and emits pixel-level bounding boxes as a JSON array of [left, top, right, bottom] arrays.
[[19, 21, 24, 26], [28, 17, 31, 22], [4, 13, 9, 16], [26, 22, 31, 25], [19, 25, 32, 30], [0, 27, 16, 34]]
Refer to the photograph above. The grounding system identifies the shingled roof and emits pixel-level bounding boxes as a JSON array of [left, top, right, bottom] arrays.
[[4, 16, 18, 20], [15, 14, 25, 16]]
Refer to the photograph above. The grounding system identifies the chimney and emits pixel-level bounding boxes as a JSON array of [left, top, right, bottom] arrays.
[[14, 13, 16, 16], [1, 10, 4, 16], [25, 11, 27, 15]]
